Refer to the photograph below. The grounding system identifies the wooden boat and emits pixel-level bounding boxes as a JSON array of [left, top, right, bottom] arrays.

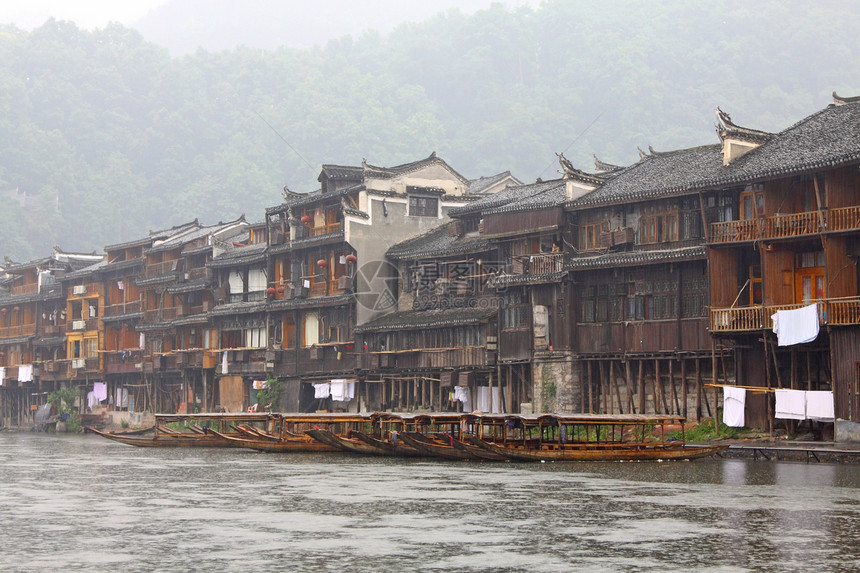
[[465, 413, 728, 462], [304, 428, 387, 455], [208, 429, 339, 453], [350, 430, 423, 457], [87, 413, 274, 448], [397, 431, 477, 460], [87, 425, 236, 448]]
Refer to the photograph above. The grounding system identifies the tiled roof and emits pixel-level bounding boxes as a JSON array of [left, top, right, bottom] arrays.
[[146, 219, 244, 254], [566, 145, 724, 208], [482, 180, 567, 215], [386, 222, 491, 261], [101, 311, 143, 324], [319, 164, 363, 180], [566, 246, 707, 271], [354, 306, 496, 333], [167, 278, 210, 294], [207, 244, 268, 268], [363, 152, 468, 183], [468, 171, 519, 195], [699, 99, 860, 187], [486, 271, 567, 288], [450, 178, 565, 216]]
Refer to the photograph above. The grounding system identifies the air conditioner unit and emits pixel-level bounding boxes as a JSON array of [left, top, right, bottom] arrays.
[[73, 285, 87, 295], [337, 275, 352, 292], [72, 320, 86, 330], [72, 358, 85, 369]]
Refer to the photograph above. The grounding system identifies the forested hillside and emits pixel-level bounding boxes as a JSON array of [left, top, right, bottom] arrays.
[[0, 0, 858, 261]]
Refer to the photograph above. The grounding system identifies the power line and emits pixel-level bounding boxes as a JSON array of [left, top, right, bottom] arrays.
[[252, 110, 317, 176], [538, 110, 604, 180]]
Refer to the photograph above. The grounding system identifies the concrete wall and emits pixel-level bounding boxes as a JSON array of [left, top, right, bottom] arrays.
[[531, 352, 578, 413]]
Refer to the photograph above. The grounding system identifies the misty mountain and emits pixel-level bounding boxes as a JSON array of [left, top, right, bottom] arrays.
[[0, 0, 858, 263], [132, 0, 507, 53]]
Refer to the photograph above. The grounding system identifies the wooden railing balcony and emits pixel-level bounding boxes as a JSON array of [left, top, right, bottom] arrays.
[[309, 281, 328, 297], [513, 253, 564, 275], [711, 207, 860, 244], [309, 222, 342, 237], [105, 349, 142, 374], [144, 260, 181, 278], [710, 298, 860, 332], [827, 205, 860, 232], [11, 283, 38, 296], [38, 323, 66, 337], [186, 267, 211, 281], [143, 306, 183, 323], [827, 298, 860, 325], [0, 323, 36, 338], [104, 300, 143, 317]]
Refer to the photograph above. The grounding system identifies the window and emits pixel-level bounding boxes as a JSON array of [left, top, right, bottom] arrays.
[[579, 222, 608, 251], [408, 196, 438, 217], [245, 327, 266, 348]]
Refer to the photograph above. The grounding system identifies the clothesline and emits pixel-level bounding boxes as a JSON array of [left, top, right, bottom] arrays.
[[705, 383, 774, 393]]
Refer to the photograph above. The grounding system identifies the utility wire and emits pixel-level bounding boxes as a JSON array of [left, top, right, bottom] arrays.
[[538, 110, 604, 180], [252, 110, 317, 176]]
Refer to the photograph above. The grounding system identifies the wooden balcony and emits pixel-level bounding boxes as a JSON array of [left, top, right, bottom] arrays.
[[37, 323, 66, 337], [827, 205, 860, 232], [512, 253, 564, 275], [11, 283, 38, 296], [105, 349, 143, 374], [186, 267, 211, 281], [143, 306, 182, 323], [0, 324, 36, 338], [309, 222, 342, 237], [710, 207, 860, 244], [709, 298, 860, 332], [104, 300, 142, 317], [309, 281, 328, 297], [144, 259, 181, 278], [362, 347, 490, 370]]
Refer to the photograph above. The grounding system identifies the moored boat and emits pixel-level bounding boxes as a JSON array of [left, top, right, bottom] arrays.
[[87, 413, 274, 448], [465, 413, 727, 462]]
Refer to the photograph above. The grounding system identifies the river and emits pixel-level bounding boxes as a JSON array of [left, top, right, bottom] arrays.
[[0, 432, 859, 572]]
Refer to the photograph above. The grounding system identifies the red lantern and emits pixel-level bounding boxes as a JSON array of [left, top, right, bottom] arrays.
[[317, 259, 328, 269], [0, 308, 6, 314], [301, 215, 312, 225], [266, 287, 276, 296], [277, 285, 285, 294], [13, 307, 19, 312], [345, 254, 357, 264]]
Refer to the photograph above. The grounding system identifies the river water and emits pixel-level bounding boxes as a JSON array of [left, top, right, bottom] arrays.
[[1, 433, 859, 572]]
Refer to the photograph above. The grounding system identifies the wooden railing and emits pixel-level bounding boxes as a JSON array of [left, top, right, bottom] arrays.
[[11, 283, 38, 296], [512, 253, 564, 275], [0, 324, 36, 338], [710, 219, 760, 243], [711, 207, 860, 244], [309, 222, 342, 237], [828, 298, 860, 325], [104, 300, 142, 317], [309, 281, 328, 297], [143, 306, 182, 323], [710, 298, 860, 332], [827, 205, 860, 232], [145, 259, 181, 278], [186, 267, 211, 281]]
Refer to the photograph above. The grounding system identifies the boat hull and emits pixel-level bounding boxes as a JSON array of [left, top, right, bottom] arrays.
[[466, 436, 727, 462], [87, 426, 236, 448]]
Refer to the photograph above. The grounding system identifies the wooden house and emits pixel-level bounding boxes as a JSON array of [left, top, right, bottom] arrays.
[[0, 249, 102, 426], [258, 153, 478, 411], [706, 94, 860, 429], [564, 147, 719, 419]]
